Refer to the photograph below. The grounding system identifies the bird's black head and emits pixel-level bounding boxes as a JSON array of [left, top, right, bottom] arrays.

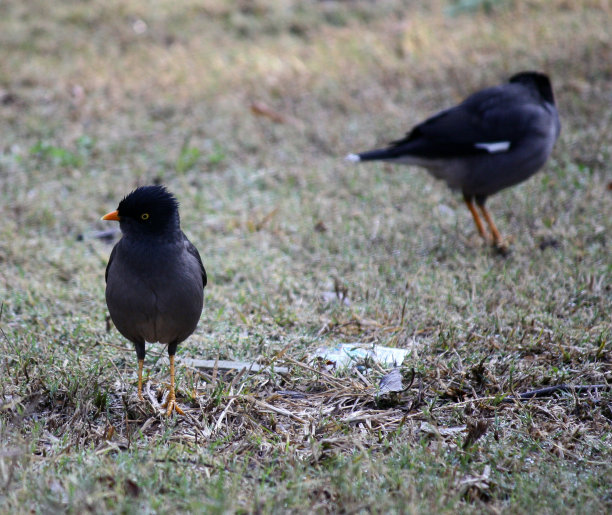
[[509, 71, 555, 105], [107, 185, 180, 237]]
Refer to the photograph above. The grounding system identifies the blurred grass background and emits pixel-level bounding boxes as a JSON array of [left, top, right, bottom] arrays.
[[0, 0, 610, 512]]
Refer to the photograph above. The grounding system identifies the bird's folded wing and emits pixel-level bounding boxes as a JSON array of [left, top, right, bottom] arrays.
[[184, 234, 207, 288], [389, 89, 541, 159]]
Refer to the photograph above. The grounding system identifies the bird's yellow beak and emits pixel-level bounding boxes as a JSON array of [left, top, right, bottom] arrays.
[[102, 210, 120, 221]]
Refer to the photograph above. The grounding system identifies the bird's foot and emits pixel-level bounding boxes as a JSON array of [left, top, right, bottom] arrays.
[[491, 241, 509, 256], [492, 235, 512, 256], [161, 389, 185, 416]]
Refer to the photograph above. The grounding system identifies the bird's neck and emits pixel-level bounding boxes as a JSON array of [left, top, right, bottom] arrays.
[[123, 227, 183, 247]]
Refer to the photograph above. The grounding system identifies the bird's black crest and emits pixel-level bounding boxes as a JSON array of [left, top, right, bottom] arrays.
[[117, 185, 179, 222], [509, 71, 555, 105]]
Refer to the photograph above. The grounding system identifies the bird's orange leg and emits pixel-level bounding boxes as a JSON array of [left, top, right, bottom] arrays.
[[464, 197, 487, 240], [137, 359, 145, 401], [162, 355, 185, 416], [478, 204, 503, 247]]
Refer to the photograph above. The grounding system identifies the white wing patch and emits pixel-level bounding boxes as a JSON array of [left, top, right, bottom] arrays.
[[474, 141, 511, 153], [345, 153, 361, 162]]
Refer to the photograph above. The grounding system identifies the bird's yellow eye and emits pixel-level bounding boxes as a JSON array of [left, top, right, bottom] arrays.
[[141, 213, 150, 220]]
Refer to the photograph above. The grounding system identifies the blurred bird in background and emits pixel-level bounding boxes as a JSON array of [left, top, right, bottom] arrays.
[[347, 71, 560, 249]]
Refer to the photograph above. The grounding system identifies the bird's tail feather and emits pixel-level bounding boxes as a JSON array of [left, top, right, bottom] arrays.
[[345, 148, 399, 162]]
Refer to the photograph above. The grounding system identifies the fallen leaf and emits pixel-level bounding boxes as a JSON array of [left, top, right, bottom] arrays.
[[314, 220, 327, 232], [378, 368, 404, 395], [462, 418, 490, 449], [250, 102, 287, 124], [124, 478, 141, 498]]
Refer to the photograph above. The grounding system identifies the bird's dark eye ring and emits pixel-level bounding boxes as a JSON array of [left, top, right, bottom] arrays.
[[141, 213, 150, 220]]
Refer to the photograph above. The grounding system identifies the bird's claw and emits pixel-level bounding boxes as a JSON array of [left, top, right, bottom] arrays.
[[161, 391, 185, 416], [492, 235, 512, 256], [493, 242, 510, 256]]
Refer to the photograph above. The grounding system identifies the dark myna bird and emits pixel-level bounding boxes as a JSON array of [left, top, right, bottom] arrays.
[[346, 71, 560, 248], [102, 185, 206, 416]]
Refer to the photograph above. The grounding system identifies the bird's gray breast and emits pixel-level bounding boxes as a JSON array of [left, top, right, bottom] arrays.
[[105, 239, 204, 345]]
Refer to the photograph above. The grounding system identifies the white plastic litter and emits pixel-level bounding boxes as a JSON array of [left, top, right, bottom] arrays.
[[313, 343, 412, 368]]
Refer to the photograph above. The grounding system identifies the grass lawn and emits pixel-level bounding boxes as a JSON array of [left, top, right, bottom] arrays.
[[0, 0, 610, 512]]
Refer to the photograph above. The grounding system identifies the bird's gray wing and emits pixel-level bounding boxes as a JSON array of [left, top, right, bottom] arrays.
[[183, 233, 207, 288], [387, 86, 545, 158]]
